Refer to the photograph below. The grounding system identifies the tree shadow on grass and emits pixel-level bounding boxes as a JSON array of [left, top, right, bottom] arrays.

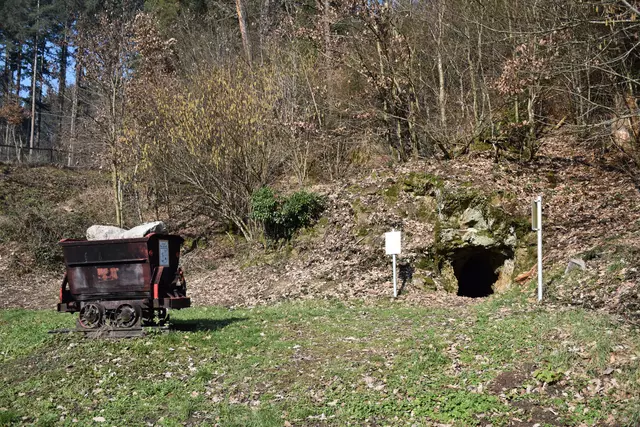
[[170, 317, 247, 332]]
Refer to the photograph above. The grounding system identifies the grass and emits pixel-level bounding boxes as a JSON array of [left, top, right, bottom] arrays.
[[1, 290, 640, 426]]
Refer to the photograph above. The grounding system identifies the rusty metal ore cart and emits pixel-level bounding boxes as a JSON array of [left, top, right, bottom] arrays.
[[57, 233, 190, 336]]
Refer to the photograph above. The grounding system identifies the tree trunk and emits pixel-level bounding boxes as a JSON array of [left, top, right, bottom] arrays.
[[13, 126, 22, 163], [68, 46, 81, 167], [58, 19, 69, 149], [29, 0, 40, 159], [258, 0, 271, 64], [2, 45, 9, 101], [528, 91, 536, 142], [111, 159, 123, 227], [437, 0, 447, 132], [110, 72, 124, 227], [322, 0, 331, 60], [3, 45, 10, 146], [29, 35, 37, 159], [14, 45, 23, 161], [132, 164, 143, 223], [465, 23, 479, 127], [235, 0, 252, 64], [36, 38, 45, 150], [15, 45, 22, 108]]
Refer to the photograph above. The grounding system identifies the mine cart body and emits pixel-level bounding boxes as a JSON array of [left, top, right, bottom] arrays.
[[57, 233, 190, 333]]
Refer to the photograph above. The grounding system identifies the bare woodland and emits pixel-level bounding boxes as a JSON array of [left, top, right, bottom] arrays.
[[0, 0, 639, 237]]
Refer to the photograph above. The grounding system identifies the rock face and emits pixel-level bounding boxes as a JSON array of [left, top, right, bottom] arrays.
[[86, 221, 167, 240], [432, 188, 526, 296]]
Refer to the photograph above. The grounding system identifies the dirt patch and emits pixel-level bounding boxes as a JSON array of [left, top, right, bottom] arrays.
[[510, 399, 563, 426], [489, 363, 535, 394], [489, 371, 528, 394], [0, 270, 60, 310]]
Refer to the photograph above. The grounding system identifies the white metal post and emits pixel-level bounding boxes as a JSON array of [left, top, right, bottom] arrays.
[[386, 229, 401, 298], [392, 254, 397, 298], [537, 195, 543, 301]]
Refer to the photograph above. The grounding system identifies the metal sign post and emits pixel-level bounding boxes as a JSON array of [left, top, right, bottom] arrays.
[[393, 253, 397, 297], [385, 230, 402, 298], [531, 196, 543, 301]]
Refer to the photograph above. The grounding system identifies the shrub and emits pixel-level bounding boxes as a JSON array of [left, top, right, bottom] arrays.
[[132, 65, 286, 241], [251, 187, 325, 242], [0, 205, 94, 270], [250, 187, 281, 224]]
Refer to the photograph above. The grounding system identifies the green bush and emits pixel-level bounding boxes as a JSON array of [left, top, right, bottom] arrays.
[[251, 187, 325, 242], [250, 187, 281, 224]]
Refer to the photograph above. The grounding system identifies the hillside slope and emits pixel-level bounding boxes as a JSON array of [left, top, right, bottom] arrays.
[[1, 135, 639, 320], [183, 135, 640, 319], [0, 165, 113, 308]]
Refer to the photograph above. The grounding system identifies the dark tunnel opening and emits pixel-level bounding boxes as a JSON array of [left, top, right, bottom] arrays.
[[451, 247, 512, 298]]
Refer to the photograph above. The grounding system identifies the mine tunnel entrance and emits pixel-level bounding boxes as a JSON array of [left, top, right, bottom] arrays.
[[451, 247, 512, 298]]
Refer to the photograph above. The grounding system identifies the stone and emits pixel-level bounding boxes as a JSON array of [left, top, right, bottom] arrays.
[[412, 273, 437, 291], [493, 259, 515, 292], [565, 258, 586, 275], [460, 207, 488, 229], [504, 229, 517, 247], [86, 221, 167, 240], [86, 225, 125, 241], [439, 261, 458, 293], [439, 228, 461, 244], [120, 221, 167, 238], [462, 230, 495, 247]]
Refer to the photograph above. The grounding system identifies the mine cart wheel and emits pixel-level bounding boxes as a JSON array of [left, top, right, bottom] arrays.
[[78, 303, 105, 329], [157, 308, 169, 326], [112, 304, 142, 329], [141, 308, 169, 327], [142, 309, 155, 326]]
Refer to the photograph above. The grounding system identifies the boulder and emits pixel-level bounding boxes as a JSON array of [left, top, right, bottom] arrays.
[[86, 221, 167, 240], [120, 221, 167, 238], [460, 207, 488, 229], [86, 225, 126, 241]]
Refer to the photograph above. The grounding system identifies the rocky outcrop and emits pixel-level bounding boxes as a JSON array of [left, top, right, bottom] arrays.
[[431, 187, 529, 296]]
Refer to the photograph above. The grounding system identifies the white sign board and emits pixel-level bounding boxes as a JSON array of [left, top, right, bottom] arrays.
[[159, 240, 170, 267], [385, 231, 401, 255]]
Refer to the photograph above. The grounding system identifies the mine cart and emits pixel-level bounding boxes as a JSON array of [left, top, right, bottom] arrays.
[[57, 233, 190, 336]]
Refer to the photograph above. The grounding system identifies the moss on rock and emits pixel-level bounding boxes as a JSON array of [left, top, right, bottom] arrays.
[[439, 261, 458, 293], [402, 172, 443, 196], [412, 272, 437, 292]]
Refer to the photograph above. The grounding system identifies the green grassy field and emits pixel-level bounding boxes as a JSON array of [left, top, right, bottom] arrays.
[[1, 289, 640, 426]]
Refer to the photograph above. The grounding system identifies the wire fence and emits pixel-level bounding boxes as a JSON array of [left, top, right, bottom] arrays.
[[0, 143, 94, 167]]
